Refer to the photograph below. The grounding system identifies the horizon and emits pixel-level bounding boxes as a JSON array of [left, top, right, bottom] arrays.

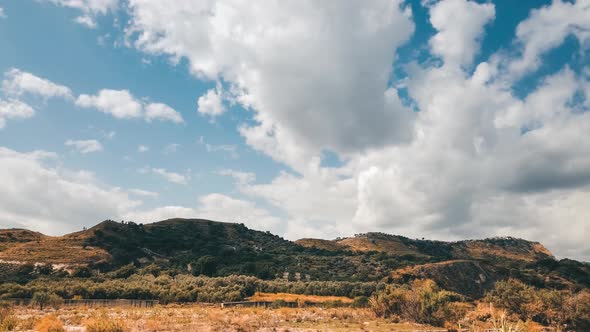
[[0, 0, 589, 262], [0, 217, 559, 254]]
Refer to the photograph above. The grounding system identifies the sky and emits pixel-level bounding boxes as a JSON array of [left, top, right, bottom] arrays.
[[0, 0, 589, 260]]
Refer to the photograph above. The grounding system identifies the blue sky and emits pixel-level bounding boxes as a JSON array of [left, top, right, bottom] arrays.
[[0, 0, 589, 260]]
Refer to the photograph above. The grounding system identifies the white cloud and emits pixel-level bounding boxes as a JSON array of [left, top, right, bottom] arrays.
[[128, 188, 158, 198], [179, 1, 588, 260], [145, 102, 184, 123], [76, 89, 183, 123], [137, 145, 149, 152], [195, 194, 281, 233], [149, 167, 188, 185], [198, 136, 238, 159], [508, 0, 590, 79], [2, 68, 73, 100], [65, 139, 103, 154], [0, 99, 35, 129], [7, 0, 587, 260], [76, 89, 142, 119], [0, 146, 139, 234], [428, 0, 495, 67], [218, 169, 255, 185], [197, 87, 225, 117], [0, 7, 6, 18], [74, 15, 97, 28], [124, 206, 197, 223], [126, 0, 416, 161], [44, 0, 117, 28], [124, 193, 281, 234]]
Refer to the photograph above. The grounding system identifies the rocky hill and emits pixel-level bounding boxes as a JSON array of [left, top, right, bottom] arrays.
[[0, 219, 588, 298]]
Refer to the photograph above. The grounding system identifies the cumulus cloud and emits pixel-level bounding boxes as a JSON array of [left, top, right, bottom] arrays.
[[137, 145, 149, 152], [75, 15, 97, 28], [65, 139, 103, 153], [11, 0, 589, 260], [43, 0, 118, 28], [0, 99, 35, 129], [0, 146, 139, 234], [76, 89, 143, 119], [145, 102, 184, 123], [76, 89, 183, 123], [141, 0, 590, 259], [2, 68, 73, 100], [0, 7, 6, 18], [126, 0, 416, 161], [197, 87, 225, 117], [147, 167, 188, 185], [218, 169, 255, 185], [124, 193, 281, 233], [428, 0, 495, 66], [508, 0, 590, 79]]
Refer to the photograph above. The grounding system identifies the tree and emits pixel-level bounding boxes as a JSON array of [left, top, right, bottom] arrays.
[[484, 279, 539, 320], [193, 256, 218, 276], [31, 292, 62, 310], [370, 279, 464, 326]]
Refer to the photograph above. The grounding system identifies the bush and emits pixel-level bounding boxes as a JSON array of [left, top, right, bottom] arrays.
[[271, 299, 287, 308], [484, 279, 539, 320], [85, 318, 127, 332], [485, 279, 590, 330], [31, 292, 63, 310], [352, 296, 369, 308], [0, 303, 17, 332], [370, 279, 464, 326], [34, 314, 64, 332]]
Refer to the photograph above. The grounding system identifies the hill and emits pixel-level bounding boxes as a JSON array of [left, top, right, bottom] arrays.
[[0, 218, 588, 298]]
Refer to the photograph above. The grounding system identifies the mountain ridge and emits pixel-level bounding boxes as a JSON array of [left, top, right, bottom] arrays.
[[0, 218, 587, 298]]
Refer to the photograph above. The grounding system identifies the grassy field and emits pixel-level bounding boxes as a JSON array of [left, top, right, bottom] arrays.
[[4, 305, 441, 332]]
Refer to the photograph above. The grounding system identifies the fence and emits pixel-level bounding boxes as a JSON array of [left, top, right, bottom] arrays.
[[3, 298, 158, 308]]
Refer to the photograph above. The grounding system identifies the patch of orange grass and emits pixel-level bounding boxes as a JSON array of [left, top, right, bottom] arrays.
[[34, 314, 65, 332], [247, 292, 353, 303]]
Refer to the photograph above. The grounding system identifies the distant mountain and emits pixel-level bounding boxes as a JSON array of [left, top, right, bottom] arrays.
[[0, 218, 588, 298]]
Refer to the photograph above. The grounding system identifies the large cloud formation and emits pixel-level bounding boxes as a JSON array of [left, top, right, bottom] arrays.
[[12, 0, 589, 260], [121, 0, 590, 260]]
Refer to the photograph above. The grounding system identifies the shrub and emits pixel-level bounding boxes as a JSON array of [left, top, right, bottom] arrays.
[[34, 314, 64, 332], [271, 299, 287, 308], [352, 296, 369, 308], [370, 279, 464, 326], [563, 290, 590, 331], [485, 279, 590, 330], [31, 292, 63, 310], [0, 304, 18, 332], [484, 279, 539, 320], [85, 318, 127, 332]]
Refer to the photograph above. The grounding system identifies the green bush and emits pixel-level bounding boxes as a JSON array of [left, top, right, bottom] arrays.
[[31, 292, 63, 310], [370, 279, 464, 326], [484, 279, 590, 330], [352, 296, 369, 308]]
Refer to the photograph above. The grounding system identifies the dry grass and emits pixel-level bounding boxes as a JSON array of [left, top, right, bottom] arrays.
[[294, 238, 348, 251], [34, 314, 65, 332], [247, 292, 354, 304], [336, 236, 423, 256], [9, 304, 437, 331]]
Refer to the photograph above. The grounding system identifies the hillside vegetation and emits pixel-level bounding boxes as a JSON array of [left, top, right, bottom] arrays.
[[0, 218, 588, 300]]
